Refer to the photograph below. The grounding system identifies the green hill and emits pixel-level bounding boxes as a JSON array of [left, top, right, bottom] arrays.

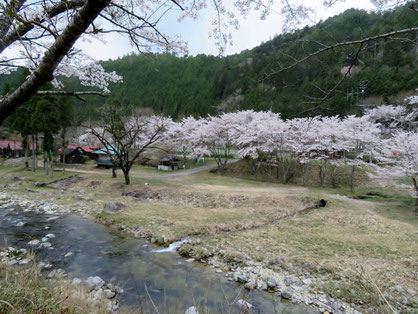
[[1, 4, 417, 121]]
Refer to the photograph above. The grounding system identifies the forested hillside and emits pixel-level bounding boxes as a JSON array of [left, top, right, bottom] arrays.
[[1, 4, 417, 121]]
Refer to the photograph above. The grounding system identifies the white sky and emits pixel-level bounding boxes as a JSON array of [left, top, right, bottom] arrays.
[[76, 0, 378, 60]]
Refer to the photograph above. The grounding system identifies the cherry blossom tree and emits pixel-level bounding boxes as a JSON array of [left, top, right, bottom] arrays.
[[231, 110, 283, 177], [365, 104, 418, 133], [184, 114, 234, 172], [286, 117, 321, 185], [82, 102, 171, 184], [167, 116, 203, 166], [369, 130, 418, 211]]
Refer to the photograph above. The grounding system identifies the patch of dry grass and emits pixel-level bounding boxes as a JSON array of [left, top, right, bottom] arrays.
[[205, 194, 418, 308], [0, 263, 111, 313], [1, 164, 417, 311]]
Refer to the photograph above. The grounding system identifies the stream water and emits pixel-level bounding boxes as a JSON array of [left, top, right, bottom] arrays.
[[0, 203, 316, 313]]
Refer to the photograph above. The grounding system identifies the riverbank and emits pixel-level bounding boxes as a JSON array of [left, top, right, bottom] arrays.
[[0, 165, 417, 313]]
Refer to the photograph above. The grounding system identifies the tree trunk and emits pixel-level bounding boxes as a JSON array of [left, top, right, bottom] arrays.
[[124, 172, 130, 185], [61, 128, 66, 172], [31, 134, 36, 172], [112, 164, 117, 178], [50, 160, 54, 178], [0, 0, 111, 124], [24, 136, 29, 169], [44, 151, 49, 175], [62, 149, 66, 172], [319, 162, 327, 187], [412, 177, 418, 213], [346, 165, 356, 193]]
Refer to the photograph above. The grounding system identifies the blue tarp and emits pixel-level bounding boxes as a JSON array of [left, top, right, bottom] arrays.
[[92, 145, 120, 155]]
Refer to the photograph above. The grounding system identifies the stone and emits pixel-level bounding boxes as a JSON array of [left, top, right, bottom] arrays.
[[16, 222, 25, 227], [115, 286, 124, 294], [103, 202, 126, 214], [406, 288, 416, 295], [302, 278, 312, 285], [104, 289, 116, 299], [47, 269, 57, 278], [233, 257, 243, 263], [64, 252, 73, 258], [84, 276, 105, 292], [215, 269, 223, 274], [266, 277, 277, 290], [185, 306, 199, 314], [28, 240, 40, 246], [302, 263, 316, 271], [18, 258, 29, 265], [393, 285, 404, 293], [43, 263, 53, 269], [237, 299, 253, 310], [73, 194, 84, 200], [72, 278, 82, 285], [186, 258, 195, 263], [284, 277, 293, 286], [281, 291, 292, 300], [40, 242, 52, 248], [93, 288, 104, 301], [235, 273, 250, 283], [244, 281, 256, 290]]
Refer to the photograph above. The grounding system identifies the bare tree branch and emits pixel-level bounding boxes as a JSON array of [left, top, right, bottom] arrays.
[[0, 0, 86, 53], [36, 90, 106, 101], [0, 0, 110, 124], [264, 27, 418, 79]]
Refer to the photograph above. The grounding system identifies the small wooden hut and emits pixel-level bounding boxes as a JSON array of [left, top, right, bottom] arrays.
[[60, 146, 86, 164], [158, 156, 180, 171]]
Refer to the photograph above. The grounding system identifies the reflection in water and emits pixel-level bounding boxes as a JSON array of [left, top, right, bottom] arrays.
[[0, 206, 315, 313]]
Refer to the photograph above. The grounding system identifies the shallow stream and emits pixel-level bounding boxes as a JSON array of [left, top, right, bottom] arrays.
[[0, 204, 315, 313]]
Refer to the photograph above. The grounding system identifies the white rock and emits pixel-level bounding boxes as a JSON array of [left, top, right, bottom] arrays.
[[104, 289, 116, 299], [28, 240, 40, 246], [16, 222, 25, 227], [64, 252, 73, 258], [302, 278, 312, 285], [93, 288, 104, 301], [185, 306, 199, 314], [72, 278, 82, 285], [84, 276, 105, 292], [18, 258, 30, 265], [47, 269, 57, 278], [45, 233, 56, 239], [39, 242, 52, 248], [237, 299, 253, 310]]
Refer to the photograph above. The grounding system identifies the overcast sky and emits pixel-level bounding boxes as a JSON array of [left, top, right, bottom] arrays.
[[75, 0, 378, 61]]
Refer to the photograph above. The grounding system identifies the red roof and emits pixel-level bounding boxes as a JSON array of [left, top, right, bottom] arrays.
[[0, 140, 36, 150], [58, 145, 80, 152], [0, 140, 22, 150], [82, 146, 99, 153]]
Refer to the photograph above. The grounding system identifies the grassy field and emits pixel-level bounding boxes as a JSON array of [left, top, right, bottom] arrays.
[[0, 160, 417, 312]]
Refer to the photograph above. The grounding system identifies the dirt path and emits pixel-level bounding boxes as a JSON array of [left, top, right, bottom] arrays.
[[56, 160, 238, 179]]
